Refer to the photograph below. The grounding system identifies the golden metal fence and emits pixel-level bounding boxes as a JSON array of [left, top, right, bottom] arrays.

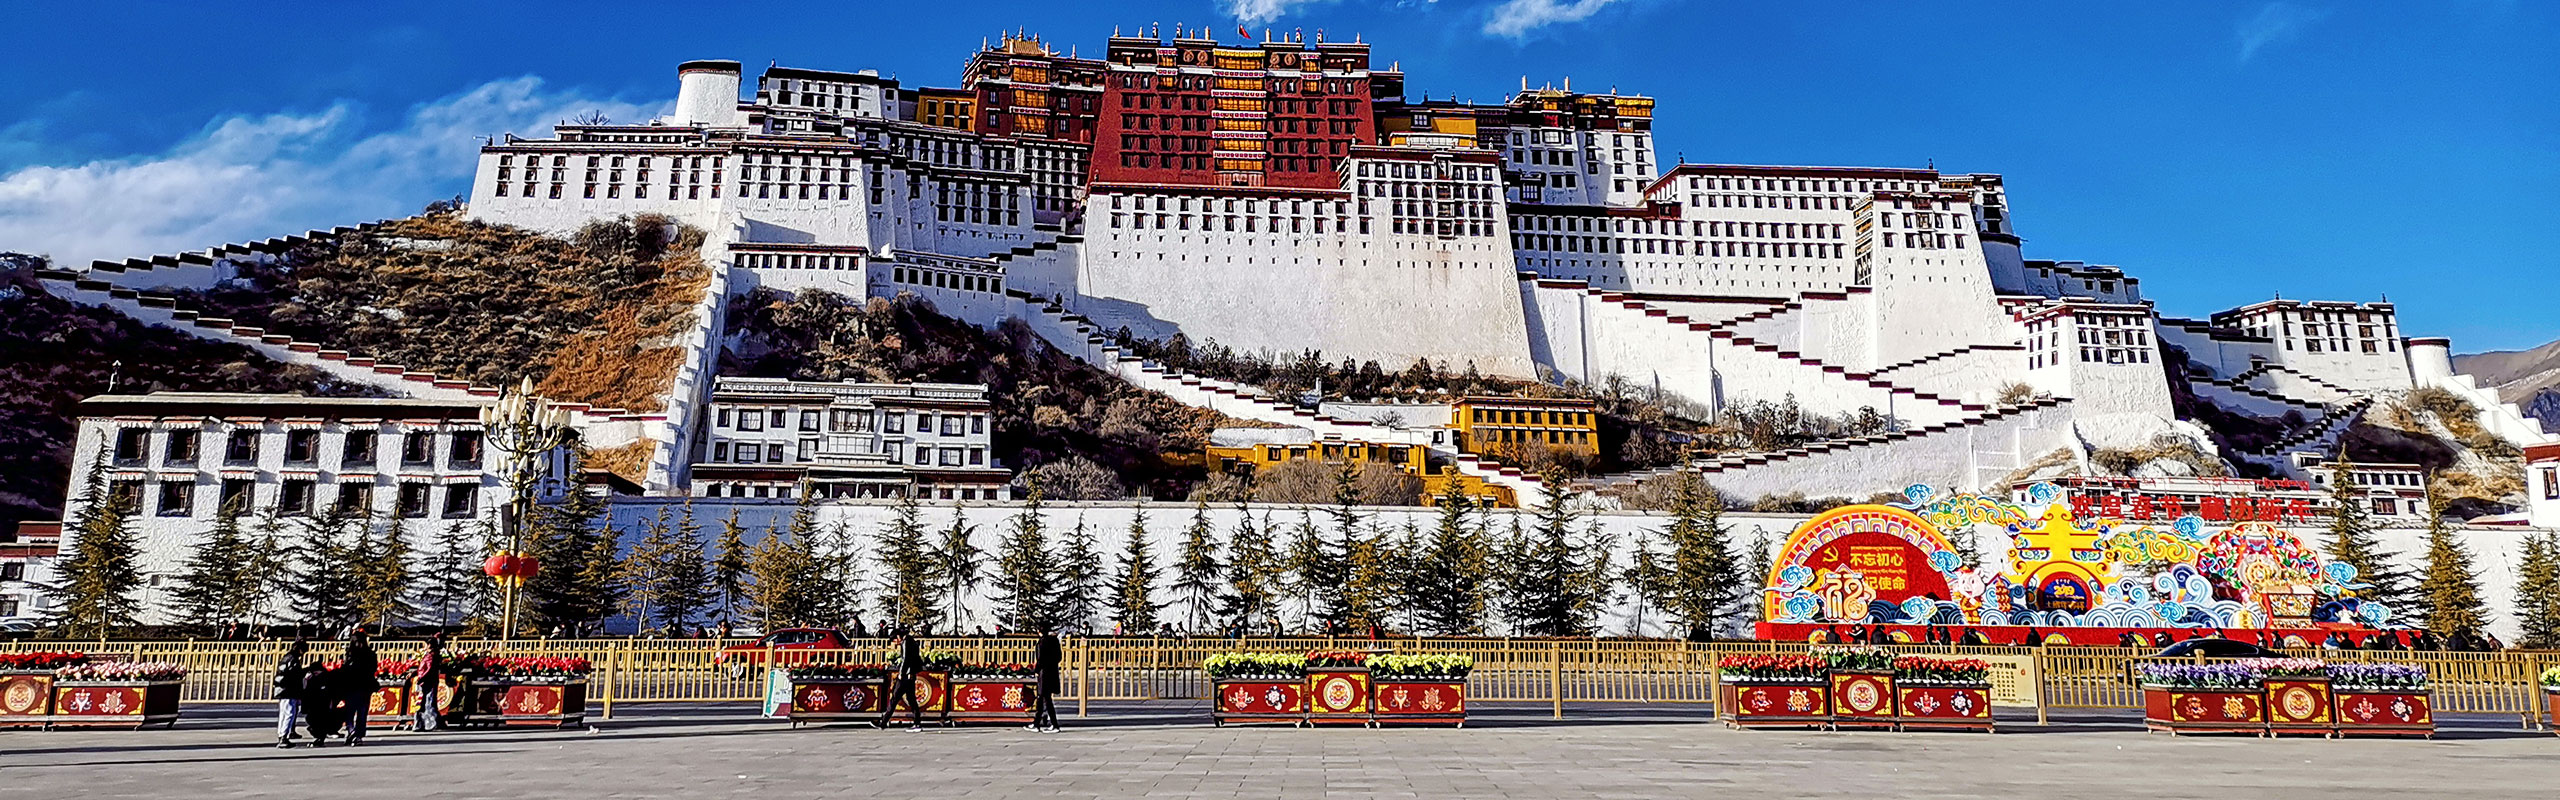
[[5, 639, 2551, 725]]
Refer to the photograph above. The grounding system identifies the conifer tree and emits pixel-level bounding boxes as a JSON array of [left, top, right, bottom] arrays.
[[1110, 505, 1162, 634], [416, 520, 492, 629], [169, 495, 256, 631], [2415, 487, 2489, 639], [2512, 532, 2560, 649], [1282, 512, 1334, 632], [813, 520, 865, 629], [1056, 514, 1105, 634], [746, 514, 821, 629], [711, 510, 751, 630], [1219, 504, 1280, 634], [1660, 470, 1743, 638], [630, 509, 714, 634], [1485, 513, 1532, 635], [933, 503, 983, 632], [288, 506, 365, 633], [1620, 531, 1671, 638], [247, 505, 297, 631], [1340, 524, 1395, 634], [873, 493, 939, 631], [1741, 531, 1775, 624], [1515, 476, 1601, 636], [2324, 459, 2412, 610], [352, 517, 416, 630], [992, 482, 1058, 632], [522, 485, 622, 636], [1575, 521, 1621, 634], [1409, 484, 1489, 636], [1169, 500, 1227, 633], [52, 457, 146, 639]]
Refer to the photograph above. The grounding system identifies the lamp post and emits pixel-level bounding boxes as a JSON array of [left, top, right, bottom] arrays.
[[480, 378, 574, 641]]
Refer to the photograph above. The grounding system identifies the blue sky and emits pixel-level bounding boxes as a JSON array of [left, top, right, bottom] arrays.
[[3, 0, 2554, 351]]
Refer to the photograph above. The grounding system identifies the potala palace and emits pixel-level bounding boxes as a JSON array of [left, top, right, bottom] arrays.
[[34, 26, 2559, 512]]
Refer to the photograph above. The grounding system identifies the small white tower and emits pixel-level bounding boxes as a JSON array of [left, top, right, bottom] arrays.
[[673, 60, 743, 127], [2404, 336, 2455, 387]]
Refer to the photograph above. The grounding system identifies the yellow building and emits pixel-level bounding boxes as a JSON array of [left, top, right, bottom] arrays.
[[1205, 428, 1516, 507], [1449, 395, 1600, 460]]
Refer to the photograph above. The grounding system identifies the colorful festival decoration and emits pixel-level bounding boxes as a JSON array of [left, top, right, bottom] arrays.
[[1760, 483, 2398, 632]]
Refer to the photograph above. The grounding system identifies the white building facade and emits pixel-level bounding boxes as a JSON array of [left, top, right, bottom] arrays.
[[690, 378, 1012, 501]]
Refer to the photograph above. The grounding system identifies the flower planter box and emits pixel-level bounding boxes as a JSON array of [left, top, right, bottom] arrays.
[[2332, 689, 2433, 738], [1895, 683, 1994, 732], [1827, 670, 1896, 730], [879, 670, 952, 726], [2547, 689, 2559, 736], [367, 677, 465, 729], [2263, 678, 2334, 737], [1370, 679, 1467, 727], [1304, 668, 1372, 726], [48, 680, 182, 729], [1719, 680, 1830, 730], [948, 677, 1038, 724], [1212, 678, 1307, 726], [785, 678, 887, 726], [2142, 686, 2265, 736], [0, 671, 57, 728], [461, 678, 587, 729]]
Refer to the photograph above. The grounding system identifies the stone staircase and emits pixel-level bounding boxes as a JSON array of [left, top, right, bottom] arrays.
[[1588, 398, 2075, 499], [1575, 287, 1985, 425]]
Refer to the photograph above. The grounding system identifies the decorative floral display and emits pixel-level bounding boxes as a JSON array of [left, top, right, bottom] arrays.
[[54, 661, 188, 682], [951, 662, 1038, 680], [1892, 656, 1990, 686], [1305, 651, 1371, 669], [2248, 658, 2330, 679], [453, 653, 593, 681], [0, 651, 88, 672], [892, 649, 962, 671], [1717, 654, 1830, 683], [375, 658, 425, 679], [2541, 665, 2560, 690], [1369, 654, 1473, 681], [1203, 652, 1306, 680], [788, 663, 890, 681], [2139, 661, 2263, 690], [1815, 646, 1895, 672], [2328, 662, 2428, 692]]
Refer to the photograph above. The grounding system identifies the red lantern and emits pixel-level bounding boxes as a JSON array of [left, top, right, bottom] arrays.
[[483, 551, 540, 585]]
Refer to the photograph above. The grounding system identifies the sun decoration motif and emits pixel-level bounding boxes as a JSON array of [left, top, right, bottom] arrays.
[[2279, 686, 2320, 720], [2, 681, 37, 714], [1784, 688, 1816, 713], [1841, 680, 1882, 714], [2220, 696, 2251, 719]]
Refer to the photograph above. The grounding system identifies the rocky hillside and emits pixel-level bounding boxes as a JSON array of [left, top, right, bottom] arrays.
[[0, 255, 372, 531]]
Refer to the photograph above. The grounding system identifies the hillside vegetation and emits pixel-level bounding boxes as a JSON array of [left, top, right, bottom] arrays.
[[0, 256, 367, 530], [174, 213, 709, 411]]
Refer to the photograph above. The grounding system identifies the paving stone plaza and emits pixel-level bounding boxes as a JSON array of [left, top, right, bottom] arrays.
[[5, 703, 2554, 799]]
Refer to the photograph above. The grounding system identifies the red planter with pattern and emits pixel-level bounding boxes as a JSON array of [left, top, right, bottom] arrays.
[[948, 678, 1038, 724], [2547, 689, 2559, 736], [889, 671, 952, 725], [0, 672, 55, 728], [1827, 671, 1896, 730], [2263, 678, 2334, 737], [2332, 690, 2432, 738], [1720, 681, 1830, 729], [1370, 680, 1467, 727], [786, 678, 887, 725], [1304, 668, 1371, 726], [2142, 687, 2265, 735], [48, 680, 181, 729], [1212, 679, 1305, 726], [368, 677, 465, 729], [461, 679, 587, 728], [1895, 683, 1994, 732]]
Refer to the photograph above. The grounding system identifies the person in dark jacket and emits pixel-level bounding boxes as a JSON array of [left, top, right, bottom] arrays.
[[338, 629, 378, 744], [876, 627, 925, 730], [1030, 628, 1063, 733], [273, 638, 311, 748]]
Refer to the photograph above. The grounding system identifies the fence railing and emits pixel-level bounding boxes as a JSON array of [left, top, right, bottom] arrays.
[[6, 638, 2552, 725]]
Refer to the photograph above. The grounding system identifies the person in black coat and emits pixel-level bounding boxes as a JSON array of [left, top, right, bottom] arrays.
[[337, 629, 378, 745], [1030, 628, 1063, 733], [273, 638, 311, 748], [876, 627, 925, 730]]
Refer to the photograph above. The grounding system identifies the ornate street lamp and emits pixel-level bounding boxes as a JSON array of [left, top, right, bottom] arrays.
[[480, 378, 574, 641]]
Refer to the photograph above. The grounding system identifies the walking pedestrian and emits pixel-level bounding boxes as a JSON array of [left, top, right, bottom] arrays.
[[876, 626, 925, 731], [340, 629, 377, 744], [412, 634, 447, 731], [273, 638, 311, 748], [1030, 627, 1062, 733]]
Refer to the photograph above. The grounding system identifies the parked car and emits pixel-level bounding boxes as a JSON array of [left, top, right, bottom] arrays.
[[713, 627, 855, 679], [0, 619, 41, 640], [2149, 638, 2286, 659]]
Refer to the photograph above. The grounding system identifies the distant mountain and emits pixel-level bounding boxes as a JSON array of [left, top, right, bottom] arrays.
[[2454, 338, 2560, 429]]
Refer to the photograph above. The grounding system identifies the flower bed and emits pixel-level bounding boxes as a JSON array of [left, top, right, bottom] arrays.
[[784, 664, 889, 725], [1892, 657, 1994, 732], [453, 655, 591, 729], [1303, 651, 1372, 724], [366, 659, 461, 729], [1820, 647, 1897, 729], [1718, 654, 1831, 729], [2253, 658, 2335, 736], [1207, 653, 1306, 726], [2140, 663, 2265, 736], [0, 652, 84, 727], [948, 663, 1038, 724], [2542, 667, 2560, 736], [49, 662, 186, 729], [2328, 662, 2431, 738], [1369, 655, 1470, 727]]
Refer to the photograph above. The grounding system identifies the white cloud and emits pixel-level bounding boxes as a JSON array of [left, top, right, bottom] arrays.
[[1483, 0, 1623, 38], [0, 77, 661, 267], [1226, 0, 1338, 25], [2235, 2, 2328, 61]]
